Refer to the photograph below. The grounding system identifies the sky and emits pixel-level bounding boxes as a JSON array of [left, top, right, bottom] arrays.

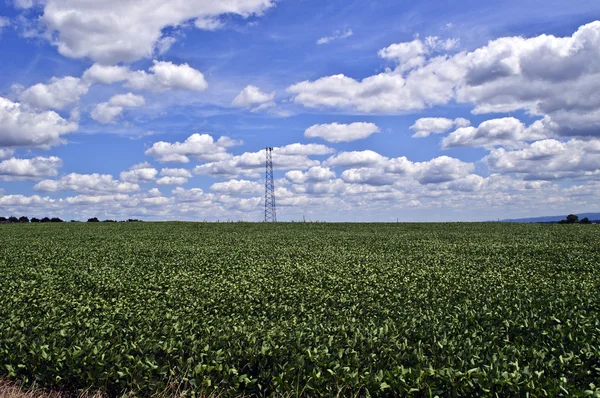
[[0, 0, 599, 222]]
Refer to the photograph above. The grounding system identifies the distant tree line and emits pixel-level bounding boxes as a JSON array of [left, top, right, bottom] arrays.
[[1, 216, 143, 224], [559, 214, 593, 224], [0, 216, 64, 223]]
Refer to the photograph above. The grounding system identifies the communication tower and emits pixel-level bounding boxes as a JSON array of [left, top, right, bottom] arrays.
[[264, 147, 277, 222]]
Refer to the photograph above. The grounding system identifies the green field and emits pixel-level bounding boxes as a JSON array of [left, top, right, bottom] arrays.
[[1, 223, 599, 396]]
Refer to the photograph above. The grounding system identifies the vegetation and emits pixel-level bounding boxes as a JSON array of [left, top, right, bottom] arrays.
[[558, 214, 595, 224], [0, 222, 599, 396]]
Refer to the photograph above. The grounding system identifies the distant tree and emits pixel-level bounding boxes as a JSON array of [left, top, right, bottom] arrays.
[[41, 217, 51, 223], [0, 217, 7, 223], [19, 216, 29, 223], [31, 218, 40, 223], [87, 217, 100, 223], [580, 217, 592, 224], [8, 216, 19, 223], [102, 219, 117, 223], [50, 217, 64, 223], [566, 214, 579, 224]]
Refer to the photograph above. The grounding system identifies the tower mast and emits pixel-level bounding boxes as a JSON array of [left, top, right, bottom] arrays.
[[264, 147, 277, 222]]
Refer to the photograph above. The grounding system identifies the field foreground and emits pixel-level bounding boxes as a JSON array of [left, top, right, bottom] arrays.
[[1, 222, 599, 396]]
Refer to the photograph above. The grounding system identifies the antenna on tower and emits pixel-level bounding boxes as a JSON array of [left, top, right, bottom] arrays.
[[264, 147, 277, 222]]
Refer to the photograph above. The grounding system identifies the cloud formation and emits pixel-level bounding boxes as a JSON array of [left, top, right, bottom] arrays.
[[0, 156, 63, 181], [317, 29, 353, 45], [0, 97, 78, 149], [232, 85, 275, 110], [36, 0, 275, 64], [145, 134, 241, 163], [91, 93, 145, 124], [289, 22, 600, 139], [410, 117, 470, 138], [305, 122, 380, 143]]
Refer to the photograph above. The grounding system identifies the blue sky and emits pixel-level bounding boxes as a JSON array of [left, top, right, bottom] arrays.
[[0, 0, 599, 221]]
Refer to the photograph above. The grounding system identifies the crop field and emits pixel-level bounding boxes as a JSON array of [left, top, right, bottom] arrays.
[[0, 222, 599, 397]]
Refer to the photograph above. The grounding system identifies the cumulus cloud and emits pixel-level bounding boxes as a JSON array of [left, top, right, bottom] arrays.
[[160, 168, 193, 178], [120, 162, 158, 183], [0, 149, 14, 159], [317, 29, 353, 45], [210, 179, 263, 195], [156, 176, 189, 186], [125, 61, 208, 92], [34, 173, 140, 193], [410, 117, 470, 138], [285, 166, 335, 184], [82, 64, 132, 84], [324, 150, 474, 185], [289, 22, 600, 139], [324, 150, 386, 168], [194, 144, 331, 178], [19, 77, 90, 110], [232, 85, 275, 110], [485, 139, 600, 180], [37, 0, 275, 64], [305, 122, 380, 143], [91, 93, 145, 124], [442, 117, 553, 149], [0, 97, 78, 149], [145, 134, 240, 163], [0, 156, 63, 181], [155, 168, 193, 185]]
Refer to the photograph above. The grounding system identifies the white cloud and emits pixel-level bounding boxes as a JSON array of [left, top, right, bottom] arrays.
[[125, 61, 208, 92], [0, 16, 9, 31], [194, 16, 224, 31], [0, 97, 78, 149], [341, 168, 396, 186], [38, 0, 275, 64], [377, 36, 459, 72], [194, 144, 329, 178], [324, 150, 474, 185], [485, 139, 600, 180], [317, 29, 353, 45], [442, 117, 552, 149], [274, 143, 334, 156], [82, 64, 132, 84], [156, 176, 188, 186], [305, 122, 380, 143], [285, 166, 335, 184], [34, 173, 140, 193], [0, 149, 14, 159], [324, 150, 386, 168], [378, 38, 428, 71], [232, 85, 275, 109], [155, 36, 177, 56], [155, 168, 193, 185], [424, 36, 460, 51], [160, 168, 193, 178], [210, 179, 263, 195], [145, 134, 240, 163], [120, 162, 158, 183], [0, 156, 63, 181], [411, 156, 474, 184], [0, 194, 55, 207], [289, 22, 600, 139], [410, 117, 470, 138], [19, 77, 90, 110], [91, 93, 145, 124]]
